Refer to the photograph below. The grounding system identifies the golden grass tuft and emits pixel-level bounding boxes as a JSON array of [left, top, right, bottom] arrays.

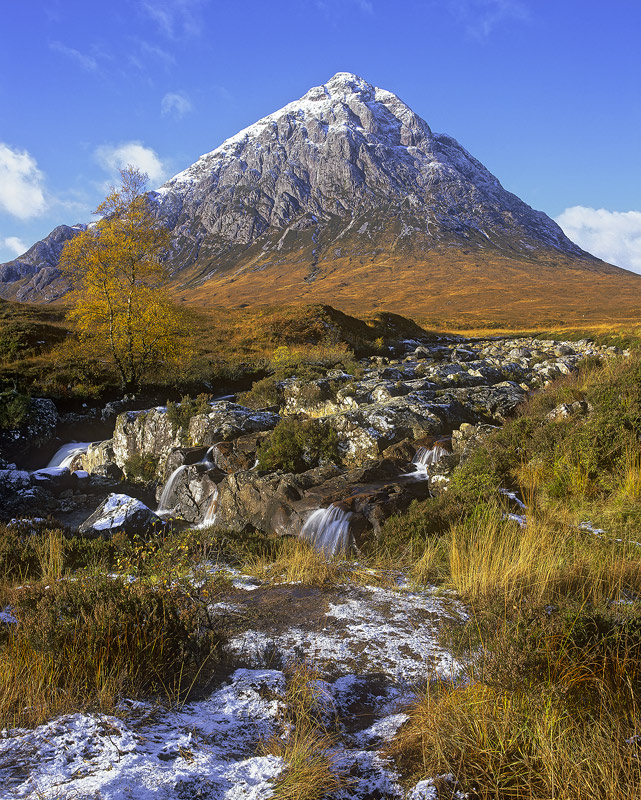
[[246, 538, 343, 587], [446, 504, 641, 606], [389, 678, 641, 800], [262, 663, 346, 800]]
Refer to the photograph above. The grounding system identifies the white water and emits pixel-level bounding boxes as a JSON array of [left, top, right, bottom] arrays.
[[199, 485, 219, 528], [46, 442, 91, 469], [157, 464, 189, 514], [412, 444, 448, 470], [301, 504, 354, 557]]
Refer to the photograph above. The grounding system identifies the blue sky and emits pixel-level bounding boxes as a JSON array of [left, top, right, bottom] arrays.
[[1, 0, 640, 271]]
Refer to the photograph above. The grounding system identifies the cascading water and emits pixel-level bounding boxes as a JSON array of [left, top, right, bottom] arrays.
[[413, 444, 448, 469], [300, 504, 353, 557], [47, 442, 91, 469], [156, 465, 188, 514], [411, 443, 449, 478], [199, 486, 219, 528], [157, 447, 219, 517]]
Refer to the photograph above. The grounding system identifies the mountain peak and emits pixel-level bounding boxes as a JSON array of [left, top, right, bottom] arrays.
[[1, 73, 614, 310], [310, 71, 374, 97]]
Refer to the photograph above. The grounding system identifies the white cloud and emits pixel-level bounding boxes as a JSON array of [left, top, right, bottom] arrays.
[[161, 91, 192, 118], [49, 40, 98, 71], [556, 206, 641, 273], [0, 143, 48, 219], [94, 142, 168, 186], [2, 236, 27, 256], [140, 0, 207, 38], [445, 0, 529, 39]]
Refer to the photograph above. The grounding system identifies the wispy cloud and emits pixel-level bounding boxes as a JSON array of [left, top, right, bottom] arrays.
[[445, 0, 529, 39], [556, 206, 641, 274], [0, 143, 48, 220], [94, 141, 169, 186], [137, 39, 177, 67], [140, 0, 208, 38], [2, 236, 27, 257], [316, 0, 374, 14], [49, 40, 98, 71], [161, 91, 192, 118]]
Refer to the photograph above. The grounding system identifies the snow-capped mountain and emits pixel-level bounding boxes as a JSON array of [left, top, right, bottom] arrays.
[[154, 71, 581, 266], [0, 72, 628, 307]]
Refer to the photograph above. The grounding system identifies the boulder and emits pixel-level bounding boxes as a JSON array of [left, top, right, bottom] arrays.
[[188, 401, 280, 446], [82, 440, 115, 474], [327, 395, 442, 465], [207, 432, 270, 473], [79, 493, 164, 537]]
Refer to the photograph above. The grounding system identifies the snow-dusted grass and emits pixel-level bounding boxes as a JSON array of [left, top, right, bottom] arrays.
[[0, 574, 464, 800]]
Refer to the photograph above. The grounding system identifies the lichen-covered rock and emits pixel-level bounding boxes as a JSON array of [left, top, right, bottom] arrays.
[[327, 395, 443, 465], [112, 407, 183, 478], [111, 401, 280, 481], [82, 440, 115, 474], [187, 402, 280, 447]]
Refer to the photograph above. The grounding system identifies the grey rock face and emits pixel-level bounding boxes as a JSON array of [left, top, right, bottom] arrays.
[[0, 73, 597, 301], [153, 72, 583, 269], [0, 224, 85, 301], [107, 334, 618, 529]]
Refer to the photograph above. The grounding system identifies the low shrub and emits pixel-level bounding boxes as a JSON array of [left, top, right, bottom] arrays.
[[257, 417, 340, 473], [122, 452, 158, 482], [166, 393, 212, 430], [0, 387, 30, 430], [238, 375, 282, 409], [0, 576, 224, 728]]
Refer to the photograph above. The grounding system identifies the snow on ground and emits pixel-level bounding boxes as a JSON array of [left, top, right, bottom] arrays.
[[0, 581, 465, 800], [0, 669, 285, 800], [227, 583, 465, 683]]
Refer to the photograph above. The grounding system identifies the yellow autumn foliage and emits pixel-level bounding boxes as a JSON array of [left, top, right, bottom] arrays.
[[60, 166, 185, 392]]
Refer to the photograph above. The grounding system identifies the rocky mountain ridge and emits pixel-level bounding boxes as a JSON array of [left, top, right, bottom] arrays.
[[1, 72, 634, 317]]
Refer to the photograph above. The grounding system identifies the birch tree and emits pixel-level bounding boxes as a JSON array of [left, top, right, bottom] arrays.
[[60, 167, 183, 392]]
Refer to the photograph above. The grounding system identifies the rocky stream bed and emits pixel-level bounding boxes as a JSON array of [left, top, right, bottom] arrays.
[[0, 334, 624, 799]]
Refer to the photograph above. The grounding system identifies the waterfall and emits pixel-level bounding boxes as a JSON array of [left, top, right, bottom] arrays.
[[301, 504, 353, 557], [200, 486, 219, 527], [413, 444, 448, 470], [47, 442, 91, 469], [157, 464, 188, 514]]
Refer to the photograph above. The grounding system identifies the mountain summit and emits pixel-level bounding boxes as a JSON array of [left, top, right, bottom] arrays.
[[153, 70, 581, 270], [1, 72, 638, 324]]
